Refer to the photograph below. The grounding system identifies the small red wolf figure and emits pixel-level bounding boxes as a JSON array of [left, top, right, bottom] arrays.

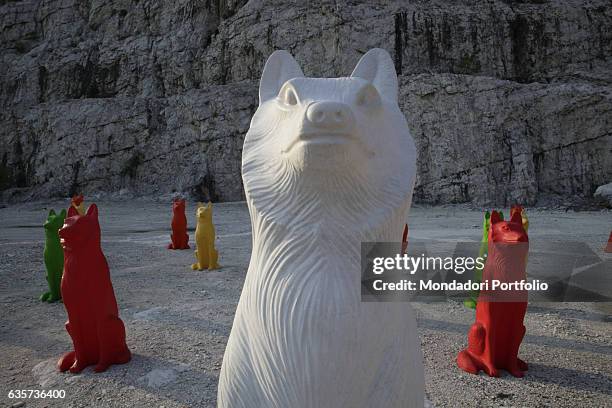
[[168, 198, 190, 250], [58, 204, 131, 373], [70, 194, 85, 215], [457, 210, 529, 377], [510, 204, 529, 232], [401, 224, 409, 255]]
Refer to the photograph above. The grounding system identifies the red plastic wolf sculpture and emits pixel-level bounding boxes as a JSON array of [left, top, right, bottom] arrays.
[[70, 194, 85, 215], [401, 223, 409, 255], [457, 210, 529, 377], [168, 199, 190, 250], [58, 204, 131, 373], [510, 205, 523, 218]]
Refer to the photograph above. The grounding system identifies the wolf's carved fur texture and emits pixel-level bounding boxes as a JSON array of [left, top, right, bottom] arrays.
[[218, 49, 424, 407]]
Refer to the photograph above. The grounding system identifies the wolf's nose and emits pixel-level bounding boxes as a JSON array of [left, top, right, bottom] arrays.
[[305, 102, 354, 130]]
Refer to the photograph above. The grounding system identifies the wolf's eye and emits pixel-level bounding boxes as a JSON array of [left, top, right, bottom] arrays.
[[282, 88, 298, 106], [356, 84, 381, 108], [278, 86, 298, 108]]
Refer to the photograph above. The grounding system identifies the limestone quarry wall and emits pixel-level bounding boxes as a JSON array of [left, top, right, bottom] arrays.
[[1, 0, 611, 205]]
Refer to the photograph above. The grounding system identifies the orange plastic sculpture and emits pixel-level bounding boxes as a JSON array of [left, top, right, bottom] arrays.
[[58, 204, 131, 373]]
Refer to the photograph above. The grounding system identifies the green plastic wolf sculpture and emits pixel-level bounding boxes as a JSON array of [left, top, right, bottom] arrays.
[[464, 211, 491, 309], [41, 209, 66, 302], [464, 210, 504, 309]]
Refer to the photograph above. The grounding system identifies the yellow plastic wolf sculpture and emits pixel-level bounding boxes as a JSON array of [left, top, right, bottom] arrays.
[[191, 202, 220, 270]]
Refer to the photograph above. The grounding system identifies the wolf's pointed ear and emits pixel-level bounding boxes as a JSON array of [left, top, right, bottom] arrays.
[[197, 201, 203, 208], [86, 204, 98, 218], [67, 206, 78, 217], [351, 48, 398, 104], [59, 209, 67, 219], [48, 209, 56, 217], [259, 50, 304, 106], [490, 210, 501, 225], [511, 205, 523, 218], [510, 210, 522, 225]]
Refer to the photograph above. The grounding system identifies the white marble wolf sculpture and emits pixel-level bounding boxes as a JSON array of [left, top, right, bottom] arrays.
[[218, 48, 423, 408]]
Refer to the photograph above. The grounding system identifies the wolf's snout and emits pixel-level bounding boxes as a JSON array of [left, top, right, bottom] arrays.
[[305, 102, 354, 130]]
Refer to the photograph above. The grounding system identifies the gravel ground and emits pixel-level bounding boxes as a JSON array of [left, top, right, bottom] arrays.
[[0, 200, 610, 408]]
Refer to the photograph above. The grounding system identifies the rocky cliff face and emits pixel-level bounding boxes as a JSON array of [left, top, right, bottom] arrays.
[[1, 0, 611, 205]]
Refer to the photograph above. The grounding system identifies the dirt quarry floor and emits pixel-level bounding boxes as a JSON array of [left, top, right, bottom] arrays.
[[0, 200, 610, 408]]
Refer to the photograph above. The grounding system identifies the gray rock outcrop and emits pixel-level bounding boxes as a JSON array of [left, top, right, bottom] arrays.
[[594, 182, 612, 208], [1, 0, 611, 205]]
